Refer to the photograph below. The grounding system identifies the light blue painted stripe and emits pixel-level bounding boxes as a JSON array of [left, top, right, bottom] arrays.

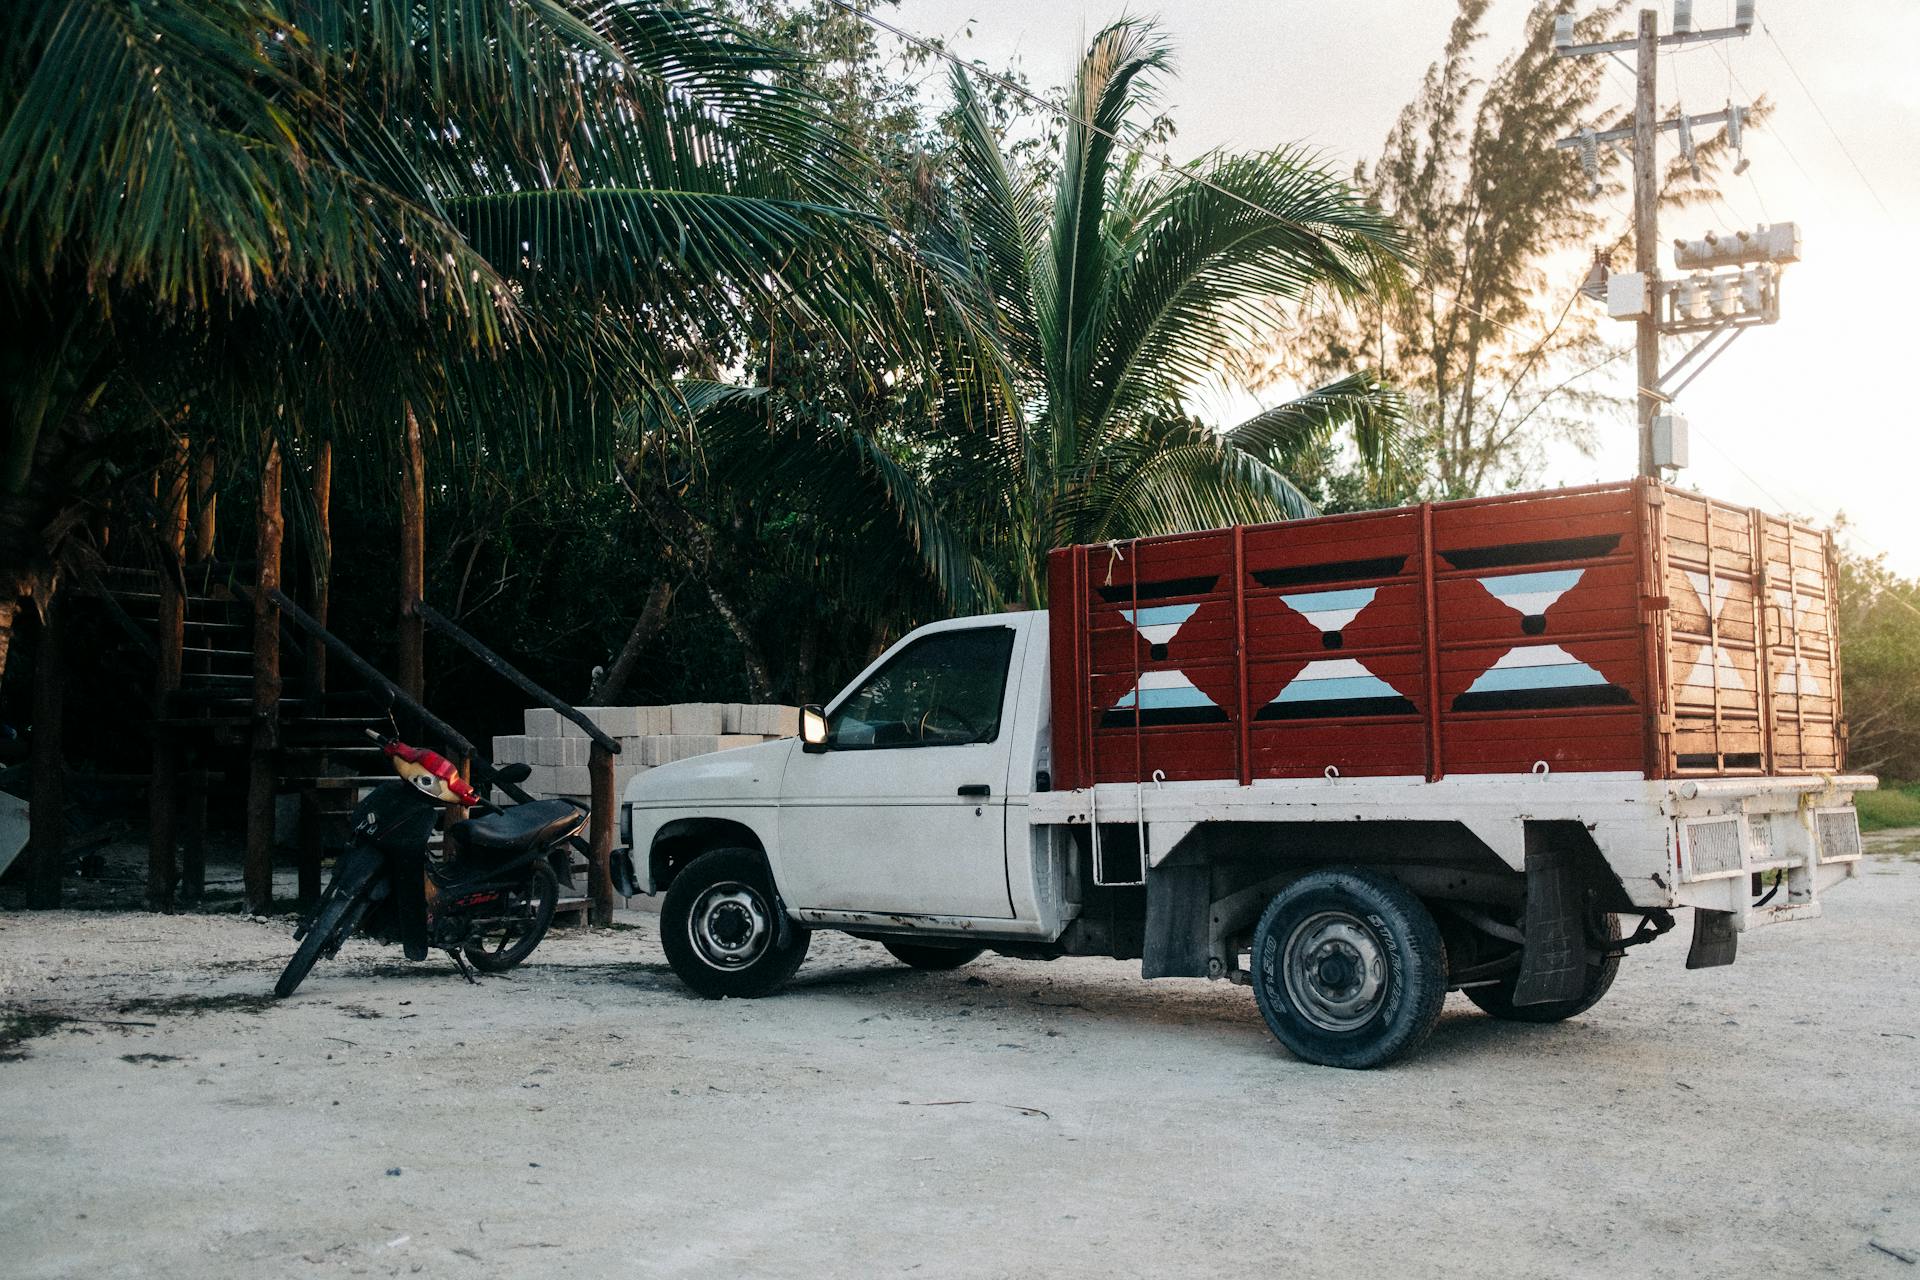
[[1467, 662, 1607, 692], [1275, 674, 1401, 702], [1481, 569, 1581, 598], [1280, 588, 1374, 612], [1115, 686, 1214, 710], [1120, 604, 1200, 628]]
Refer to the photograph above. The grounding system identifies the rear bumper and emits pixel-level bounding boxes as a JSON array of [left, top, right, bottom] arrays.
[[1670, 774, 1875, 931]]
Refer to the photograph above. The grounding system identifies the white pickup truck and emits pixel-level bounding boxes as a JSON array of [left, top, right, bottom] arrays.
[[614, 604, 1873, 1068]]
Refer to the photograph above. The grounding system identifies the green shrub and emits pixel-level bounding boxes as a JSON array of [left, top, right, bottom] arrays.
[[1857, 783, 1920, 832]]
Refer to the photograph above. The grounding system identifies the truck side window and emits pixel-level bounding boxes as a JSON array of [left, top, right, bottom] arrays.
[[826, 626, 1017, 750]]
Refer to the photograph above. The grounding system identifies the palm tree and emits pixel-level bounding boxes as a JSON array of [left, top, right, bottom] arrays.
[[942, 18, 1409, 605], [0, 0, 901, 682]]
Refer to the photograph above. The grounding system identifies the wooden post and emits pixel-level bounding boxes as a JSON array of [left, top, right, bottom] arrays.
[[296, 439, 333, 910], [398, 406, 426, 704], [146, 435, 190, 910], [244, 436, 284, 915], [191, 444, 217, 560], [26, 597, 65, 909], [588, 741, 615, 927], [310, 439, 332, 703]]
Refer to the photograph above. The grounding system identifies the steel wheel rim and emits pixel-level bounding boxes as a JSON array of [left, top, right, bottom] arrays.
[[689, 881, 771, 971], [1282, 910, 1388, 1032]]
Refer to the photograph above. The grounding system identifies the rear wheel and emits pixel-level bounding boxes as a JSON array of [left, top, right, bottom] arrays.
[[275, 885, 365, 999], [881, 940, 984, 971], [1463, 908, 1621, 1022], [464, 862, 561, 973], [1249, 869, 1448, 1069], [661, 848, 810, 998]]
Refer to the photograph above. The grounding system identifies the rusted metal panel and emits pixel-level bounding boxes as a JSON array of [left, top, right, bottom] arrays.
[[1048, 481, 1843, 786]]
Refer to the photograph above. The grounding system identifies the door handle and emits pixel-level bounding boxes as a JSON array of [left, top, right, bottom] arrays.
[[957, 784, 991, 797]]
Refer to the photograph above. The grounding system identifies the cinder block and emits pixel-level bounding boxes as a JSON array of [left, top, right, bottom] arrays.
[[722, 702, 745, 733], [549, 764, 590, 795], [767, 705, 800, 737], [492, 735, 527, 765], [532, 737, 566, 767], [524, 764, 557, 795], [558, 712, 588, 738], [585, 705, 643, 737], [563, 736, 588, 767], [716, 734, 761, 752], [615, 764, 649, 797], [524, 707, 560, 737], [670, 702, 725, 735]]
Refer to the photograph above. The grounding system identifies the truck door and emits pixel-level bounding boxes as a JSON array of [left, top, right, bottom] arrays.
[[777, 622, 1022, 919]]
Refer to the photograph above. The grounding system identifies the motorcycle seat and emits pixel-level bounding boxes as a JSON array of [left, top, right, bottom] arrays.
[[448, 799, 586, 854]]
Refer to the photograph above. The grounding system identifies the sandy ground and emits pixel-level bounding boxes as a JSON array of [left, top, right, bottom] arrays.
[[3, 845, 1919, 1280]]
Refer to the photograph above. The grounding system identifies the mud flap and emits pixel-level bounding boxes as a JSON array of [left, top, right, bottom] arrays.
[[610, 848, 640, 899], [1512, 833, 1586, 1007], [1685, 908, 1738, 969], [1141, 862, 1210, 979]]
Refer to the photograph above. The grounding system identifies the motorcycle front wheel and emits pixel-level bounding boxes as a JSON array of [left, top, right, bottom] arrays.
[[463, 861, 560, 973], [275, 884, 368, 999]]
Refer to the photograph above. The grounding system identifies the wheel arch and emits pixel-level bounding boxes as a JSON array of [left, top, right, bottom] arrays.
[[648, 817, 770, 894]]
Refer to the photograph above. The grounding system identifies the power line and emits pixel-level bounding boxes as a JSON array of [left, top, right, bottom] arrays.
[[1761, 21, 1895, 219]]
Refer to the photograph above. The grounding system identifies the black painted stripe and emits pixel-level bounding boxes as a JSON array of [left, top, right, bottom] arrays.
[[1451, 684, 1636, 712], [1439, 534, 1621, 570], [1254, 695, 1418, 721], [1094, 574, 1220, 604], [1099, 705, 1231, 728], [1249, 556, 1407, 588]]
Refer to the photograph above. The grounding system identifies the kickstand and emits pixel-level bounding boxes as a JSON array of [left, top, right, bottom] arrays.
[[449, 949, 480, 985]]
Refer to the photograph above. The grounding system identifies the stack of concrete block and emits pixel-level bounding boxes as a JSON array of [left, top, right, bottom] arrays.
[[493, 703, 800, 804]]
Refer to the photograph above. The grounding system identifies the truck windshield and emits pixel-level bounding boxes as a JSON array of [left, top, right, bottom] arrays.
[[827, 626, 1016, 749]]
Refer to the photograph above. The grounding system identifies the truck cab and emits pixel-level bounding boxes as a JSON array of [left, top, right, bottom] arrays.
[[624, 611, 1059, 942]]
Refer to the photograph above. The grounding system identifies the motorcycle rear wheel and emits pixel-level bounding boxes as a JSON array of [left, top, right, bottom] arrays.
[[275, 886, 365, 999], [463, 861, 560, 973]]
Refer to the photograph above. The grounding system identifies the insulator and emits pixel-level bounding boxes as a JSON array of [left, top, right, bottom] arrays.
[[1577, 127, 1601, 197], [1554, 13, 1575, 49], [1735, 0, 1756, 30], [1726, 103, 1745, 151], [1677, 112, 1700, 178], [1740, 265, 1769, 312], [1674, 0, 1694, 33], [1710, 273, 1741, 316]]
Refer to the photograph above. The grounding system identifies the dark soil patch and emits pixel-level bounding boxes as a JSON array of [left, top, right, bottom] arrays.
[[120, 1053, 180, 1065], [117, 992, 279, 1018], [0, 1010, 73, 1062]]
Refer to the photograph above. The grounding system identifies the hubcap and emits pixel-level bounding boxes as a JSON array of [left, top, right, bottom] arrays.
[[1283, 910, 1388, 1032], [689, 881, 770, 970]]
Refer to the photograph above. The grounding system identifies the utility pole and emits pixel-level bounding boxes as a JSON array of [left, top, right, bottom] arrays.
[[1554, 3, 1794, 480], [1631, 10, 1659, 479]]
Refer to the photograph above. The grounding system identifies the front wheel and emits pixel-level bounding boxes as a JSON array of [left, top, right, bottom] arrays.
[[882, 940, 984, 971], [660, 848, 810, 999], [464, 861, 561, 973], [1249, 869, 1448, 1069], [275, 884, 367, 999]]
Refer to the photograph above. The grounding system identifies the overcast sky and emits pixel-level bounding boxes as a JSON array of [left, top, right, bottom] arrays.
[[889, 0, 1920, 573]]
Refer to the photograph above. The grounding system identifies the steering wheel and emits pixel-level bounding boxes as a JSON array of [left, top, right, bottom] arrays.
[[915, 703, 982, 743]]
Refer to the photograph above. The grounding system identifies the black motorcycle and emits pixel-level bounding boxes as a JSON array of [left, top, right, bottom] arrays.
[[274, 734, 586, 998]]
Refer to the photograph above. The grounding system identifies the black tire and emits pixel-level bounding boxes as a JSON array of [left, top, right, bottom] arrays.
[[464, 861, 561, 973], [881, 940, 984, 971], [1463, 910, 1621, 1023], [1250, 868, 1448, 1069], [660, 848, 810, 998], [275, 885, 364, 999]]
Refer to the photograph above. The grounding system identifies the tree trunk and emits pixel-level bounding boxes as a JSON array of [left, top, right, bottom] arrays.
[[244, 437, 283, 915], [26, 597, 65, 909], [588, 579, 673, 704], [704, 581, 772, 701], [145, 434, 189, 911], [588, 742, 615, 927], [191, 445, 217, 560], [398, 406, 426, 704]]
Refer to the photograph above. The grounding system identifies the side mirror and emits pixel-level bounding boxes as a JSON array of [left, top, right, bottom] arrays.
[[800, 704, 829, 754], [490, 762, 533, 785]]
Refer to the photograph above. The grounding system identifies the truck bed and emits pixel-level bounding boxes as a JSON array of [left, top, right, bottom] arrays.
[[1046, 480, 1843, 789]]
